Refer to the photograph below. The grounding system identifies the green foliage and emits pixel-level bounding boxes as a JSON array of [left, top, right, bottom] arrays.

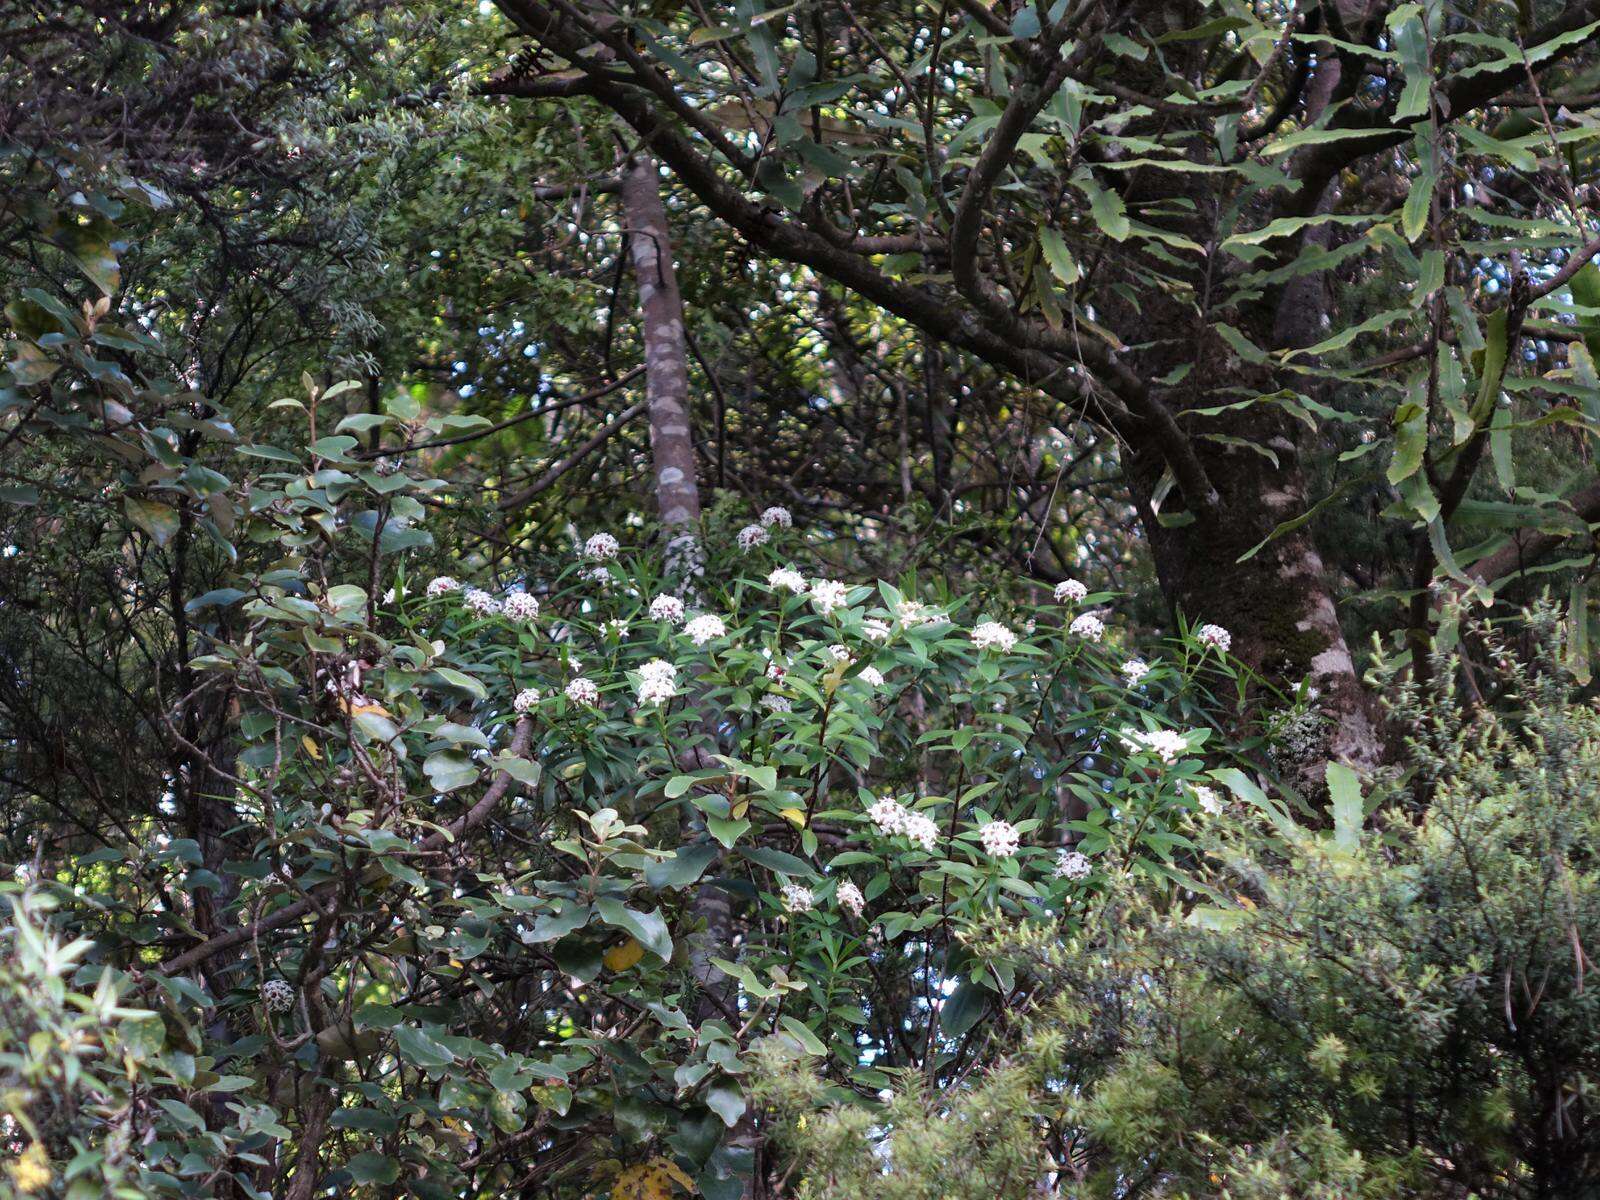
[[761, 608, 1600, 1197]]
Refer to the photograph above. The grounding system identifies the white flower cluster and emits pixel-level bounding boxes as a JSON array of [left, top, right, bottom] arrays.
[[584, 565, 613, 588], [780, 882, 813, 912], [858, 666, 885, 688], [1196, 623, 1231, 652], [584, 532, 620, 560], [565, 677, 599, 705], [866, 796, 939, 850], [1054, 849, 1092, 880], [768, 567, 807, 593], [261, 979, 296, 1012], [978, 819, 1020, 858], [683, 614, 727, 646], [636, 659, 677, 706], [835, 879, 865, 916], [760, 505, 792, 528], [1119, 726, 1190, 764], [862, 617, 891, 642], [463, 587, 500, 616], [761, 694, 792, 713], [649, 594, 686, 624], [601, 619, 629, 639], [896, 599, 935, 625], [1054, 579, 1087, 603], [513, 687, 541, 715], [1069, 613, 1105, 642], [502, 591, 540, 622], [1188, 782, 1223, 815], [737, 524, 769, 551], [810, 579, 849, 614], [1122, 658, 1150, 685], [426, 575, 460, 598], [970, 620, 1018, 653], [827, 643, 852, 663]]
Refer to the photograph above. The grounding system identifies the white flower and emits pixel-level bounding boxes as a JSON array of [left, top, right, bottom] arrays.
[[1119, 726, 1190, 764], [737, 523, 769, 551], [639, 658, 677, 684], [768, 567, 807, 593], [978, 819, 1020, 858], [1122, 658, 1150, 685], [683, 614, 727, 646], [565, 677, 599, 705], [765, 660, 787, 682], [896, 599, 933, 625], [649, 594, 686, 625], [902, 812, 941, 852], [867, 796, 907, 835], [836, 880, 865, 916], [261, 979, 296, 1012], [502, 591, 540, 622], [584, 565, 613, 587], [862, 617, 891, 642], [584, 532, 619, 560], [1054, 579, 1087, 604], [601, 619, 629, 639], [858, 666, 885, 687], [426, 576, 460, 598], [760, 505, 792, 529], [1196, 623, 1232, 652], [513, 687, 541, 714], [780, 882, 813, 912], [970, 620, 1018, 653], [637, 674, 677, 706], [761, 694, 791, 713], [1069, 613, 1105, 642], [810, 579, 850, 614], [826, 643, 852, 663], [1054, 849, 1092, 880], [1188, 783, 1224, 815], [637, 661, 677, 705], [463, 588, 501, 616]]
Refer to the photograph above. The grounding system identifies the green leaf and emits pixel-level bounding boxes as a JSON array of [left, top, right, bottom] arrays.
[[422, 751, 479, 793], [1038, 226, 1079, 287], [705, 1081, 746, 1127], [426, 667, 487, 701], [1009, 4, 1040, 39], [344, 1153, 401, 1185], [940, 978, 988, 1038], [391, 1025, 455, 1069], [777, 1014, 826, 1055], [125, 497, 181, 546], [740, 846, 818, 879], [594, 899, 673, 961], [1074, 173, 1129, 241], [1325, 762, 1363, 851], [644, 841, 720, 889]]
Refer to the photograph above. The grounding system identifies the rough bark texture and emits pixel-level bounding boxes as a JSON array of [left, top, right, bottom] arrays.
[[621, 155, 701, 570]]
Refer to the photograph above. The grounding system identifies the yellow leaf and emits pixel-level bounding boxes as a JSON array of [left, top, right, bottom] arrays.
[[301, 735, 321, 761], [603, 937, 645, 972], [342, 698, 392, 718], [779, 807, 808, 828], [1234, 893, 1257, 911], [730, 799, 749, 820], [611, 1157, 696, 1200]]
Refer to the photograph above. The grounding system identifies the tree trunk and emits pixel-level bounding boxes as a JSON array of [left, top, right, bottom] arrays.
[[621, 152, 759, 1196], [1127, 399, 1381, 787], [621, 155, 701, 571]]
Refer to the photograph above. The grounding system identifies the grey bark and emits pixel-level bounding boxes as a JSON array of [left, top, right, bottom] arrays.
[[621, 155, 702, 575]]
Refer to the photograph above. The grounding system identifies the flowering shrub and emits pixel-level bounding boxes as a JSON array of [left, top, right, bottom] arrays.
[[757, 608, 1600, 1199], [12, 377, 1245, 1197]]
